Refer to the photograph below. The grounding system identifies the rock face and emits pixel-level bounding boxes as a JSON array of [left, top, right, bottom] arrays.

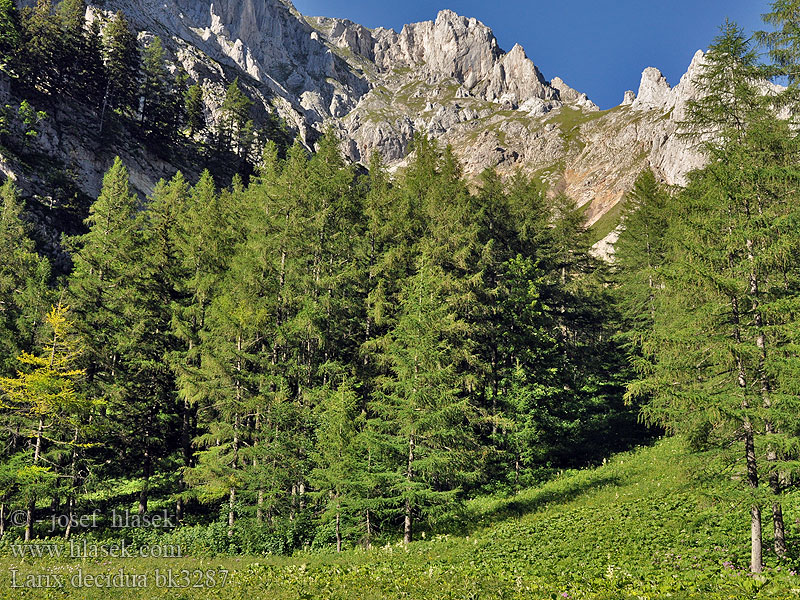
[[629, 50, 707, 186], [7, 0, 716, 246], [631, 50, 706, 117], [621, 90, 636, 106]]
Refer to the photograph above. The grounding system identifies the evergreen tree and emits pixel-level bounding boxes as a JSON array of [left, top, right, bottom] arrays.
[[309, 378, 365, 552], [627, 22, 800, 571], [140, 36, 183, 144], [218, 77, 253, 157], [184, 82, 205, 137], [0, 305, 91, 541], [371, 258, 477, 544], [68, 157, 139, 392], [0, 0, 20, 72], [0, 180, 51, 375], [614, 170, 672, 357], [101, 11, 139, 125], [81, 19, 108, 109], [757, 0, 800, 86], [174, 172, 248, 531], [0, 179, 51, 538], [67, 157, 176, 515], [17, 0, 61, 94], [55, 0, 87, 92]]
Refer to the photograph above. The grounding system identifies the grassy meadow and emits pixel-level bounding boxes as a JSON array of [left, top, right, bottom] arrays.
[[1, 437, 799, 599]]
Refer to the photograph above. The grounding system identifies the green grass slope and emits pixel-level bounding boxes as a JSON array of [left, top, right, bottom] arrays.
[[2, 437, 799, 599]]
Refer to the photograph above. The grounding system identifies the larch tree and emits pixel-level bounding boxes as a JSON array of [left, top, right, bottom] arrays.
[[0, 180, 51, 376], [371, 257, 477, 545], [0, 305, 92, 541], [627, 21, 800, 572], [613, 170, 672, 360]]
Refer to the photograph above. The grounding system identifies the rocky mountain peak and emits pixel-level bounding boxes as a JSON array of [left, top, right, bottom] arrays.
[[631, 50, 706, 115], [3, 0, 716, 264]]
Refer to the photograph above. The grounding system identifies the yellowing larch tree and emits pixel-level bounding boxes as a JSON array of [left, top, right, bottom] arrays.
[[0, 304, 94, 541]]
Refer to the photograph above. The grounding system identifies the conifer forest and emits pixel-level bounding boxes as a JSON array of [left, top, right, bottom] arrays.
[[2, 1, 800, 598]]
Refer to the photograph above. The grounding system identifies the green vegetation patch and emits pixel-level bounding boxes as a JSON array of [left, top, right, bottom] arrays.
[[2, 439, 799, 599], [588, 197, 626, 244]]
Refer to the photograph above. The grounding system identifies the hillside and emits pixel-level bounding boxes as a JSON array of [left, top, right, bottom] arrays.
[[2, 0, 709, 247], [3, 438, 798, 599]]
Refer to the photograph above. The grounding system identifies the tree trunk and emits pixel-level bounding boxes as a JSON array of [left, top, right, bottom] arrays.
[[25, 417, 44, 542], [335, 507, 341, 553], [65, 425, 79, 540], [24, 501, 34, 543], [403, 498, 413, 546], [138, 450, 151, 515], [177, 396, 195, 523], [228, 418, 239, 538], [745, 418, 762, 573], [98, 83, 109, 135], [747, 234, 787, 558], [254, 454, 263, 523], [0, 503, 5, 536], [751, 504, 763, 574], [365, 508, 372, 550], [773, 501, 787, 557], [731, 279, 763, 573], [227, 487, 236, 537], [404, 433, 415, 545]]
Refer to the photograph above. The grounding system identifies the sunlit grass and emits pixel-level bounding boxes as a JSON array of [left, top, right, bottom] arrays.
[[2, 437, 799, 599]]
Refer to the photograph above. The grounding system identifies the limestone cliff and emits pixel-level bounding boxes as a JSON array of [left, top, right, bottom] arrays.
[[4, 0, 713, 256]]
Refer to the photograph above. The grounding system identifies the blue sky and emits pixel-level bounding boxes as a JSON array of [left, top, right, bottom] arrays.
[[291, 0, 772, 109]]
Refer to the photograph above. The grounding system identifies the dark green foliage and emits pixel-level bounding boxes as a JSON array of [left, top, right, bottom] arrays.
[[0, 137, 638, 552], [16, 0, 61, 94], [0, 0, 20, 71], [102, 11, 139, 116], [0, 179, 51, 375], [613, 170, 671, 356], [140, 36, 185, 144], [218, 77, 254, 156], [184, 82, 205, 137]]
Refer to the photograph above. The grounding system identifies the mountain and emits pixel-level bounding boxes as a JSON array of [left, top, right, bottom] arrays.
[[1, 0, 709, 250]]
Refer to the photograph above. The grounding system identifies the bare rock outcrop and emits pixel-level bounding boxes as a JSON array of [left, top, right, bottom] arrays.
[[621, 90, 636, 106], [551, 77, 599, 111]]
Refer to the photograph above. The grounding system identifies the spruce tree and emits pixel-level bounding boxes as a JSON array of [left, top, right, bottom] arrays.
[[67, 157, 179, 515], [0, 0, 20, 72], [0, 180, 51, 375], [218, 77, 253, 156], [55, 0, 87, 93], [18, 0, 61, 94], [140, 36, 183, 144], [101, 11, 139, 124], [184, 82, 205, 137]]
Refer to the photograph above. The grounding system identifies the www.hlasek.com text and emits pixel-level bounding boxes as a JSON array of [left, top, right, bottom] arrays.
[[11, 540, 183, 559]]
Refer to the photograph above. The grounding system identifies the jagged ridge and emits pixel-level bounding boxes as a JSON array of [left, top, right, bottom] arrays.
[[4, 0, 713, 260]]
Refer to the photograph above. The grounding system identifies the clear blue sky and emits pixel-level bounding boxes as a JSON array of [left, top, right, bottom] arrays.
[[291, 0, 772, 109]]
